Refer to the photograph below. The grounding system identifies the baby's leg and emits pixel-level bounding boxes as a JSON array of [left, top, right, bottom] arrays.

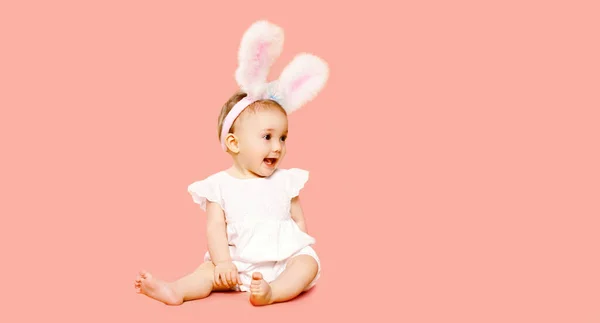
[[249, 255, 318, 306], [135, 261, 232, 305]]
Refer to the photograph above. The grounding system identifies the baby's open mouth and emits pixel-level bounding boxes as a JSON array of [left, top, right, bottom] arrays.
[[264, 158, 277, 166]]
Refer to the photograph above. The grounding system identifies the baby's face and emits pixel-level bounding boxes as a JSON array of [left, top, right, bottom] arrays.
[[235, 107, 288, 177]]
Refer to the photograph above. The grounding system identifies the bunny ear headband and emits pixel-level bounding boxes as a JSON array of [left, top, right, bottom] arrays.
[[220, 20, 330, 151]]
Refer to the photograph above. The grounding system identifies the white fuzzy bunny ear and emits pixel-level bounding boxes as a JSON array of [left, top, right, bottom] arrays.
[[235, 20, 284, 99], [268, 53, 329, 113]]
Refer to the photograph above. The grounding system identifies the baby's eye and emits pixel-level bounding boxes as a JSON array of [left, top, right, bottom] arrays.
[[263, 134, 271, 140], [280, 136, 287, 142]]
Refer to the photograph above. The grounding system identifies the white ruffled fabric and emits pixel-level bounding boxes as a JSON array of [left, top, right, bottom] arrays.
[[188, 176, 222, 212], [187, 168, 315, 264]]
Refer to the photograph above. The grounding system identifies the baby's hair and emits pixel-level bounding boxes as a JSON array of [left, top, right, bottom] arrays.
[[217, 90, 287, 142]]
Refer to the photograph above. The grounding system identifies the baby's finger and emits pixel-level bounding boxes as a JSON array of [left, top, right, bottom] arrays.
[[213, 276, 219, 287], [226, 272, 233, 286], [235, 272, 242, 285], [223, 273, 232, 288], [214, 273, 222, 287], [230, 272, 238, 286], [219, 273, 227, 287]]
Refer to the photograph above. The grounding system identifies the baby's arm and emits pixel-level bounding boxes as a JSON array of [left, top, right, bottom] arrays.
[[206, 200, 241, 287], [290, 196, 308, 233], [205, 201, 232, 264]]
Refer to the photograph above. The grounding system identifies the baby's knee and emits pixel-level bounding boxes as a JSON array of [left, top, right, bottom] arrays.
[[195, 261, 214, 272], [195, 261, 217, 278], [289, 254, 319, 271]]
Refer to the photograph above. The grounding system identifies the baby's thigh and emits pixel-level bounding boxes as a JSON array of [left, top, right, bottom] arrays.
[[287, 246, 321, 271]]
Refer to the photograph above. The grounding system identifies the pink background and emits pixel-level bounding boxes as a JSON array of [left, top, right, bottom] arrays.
[[1, 1, 599, 322]]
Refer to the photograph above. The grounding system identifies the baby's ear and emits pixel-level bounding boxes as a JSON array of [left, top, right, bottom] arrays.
[[234, 20, 284, 99], [270, 53, 329, 113]]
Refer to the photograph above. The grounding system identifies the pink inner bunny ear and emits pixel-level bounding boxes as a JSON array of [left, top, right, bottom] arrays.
[[250, 41, 268, 78], [289, 74, 311, 93], [235, 21, 284, 99]]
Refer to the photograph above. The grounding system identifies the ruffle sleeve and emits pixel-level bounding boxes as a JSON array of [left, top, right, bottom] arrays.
[[285, 168, 309, 199], [187, 176, 223, 211]]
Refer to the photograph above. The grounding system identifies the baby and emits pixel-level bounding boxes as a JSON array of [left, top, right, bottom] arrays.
[[134, 20, 329, 306]]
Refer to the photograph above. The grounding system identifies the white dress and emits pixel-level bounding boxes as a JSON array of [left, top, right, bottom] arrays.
[[187, 168, 320, 292]]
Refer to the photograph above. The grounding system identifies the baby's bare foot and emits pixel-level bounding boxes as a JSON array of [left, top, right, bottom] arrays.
[[135, 270, 183, 306], [249, 272, 273, 306]]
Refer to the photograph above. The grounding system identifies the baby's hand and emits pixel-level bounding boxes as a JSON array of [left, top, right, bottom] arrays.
[[214, 261, 242, 288]]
